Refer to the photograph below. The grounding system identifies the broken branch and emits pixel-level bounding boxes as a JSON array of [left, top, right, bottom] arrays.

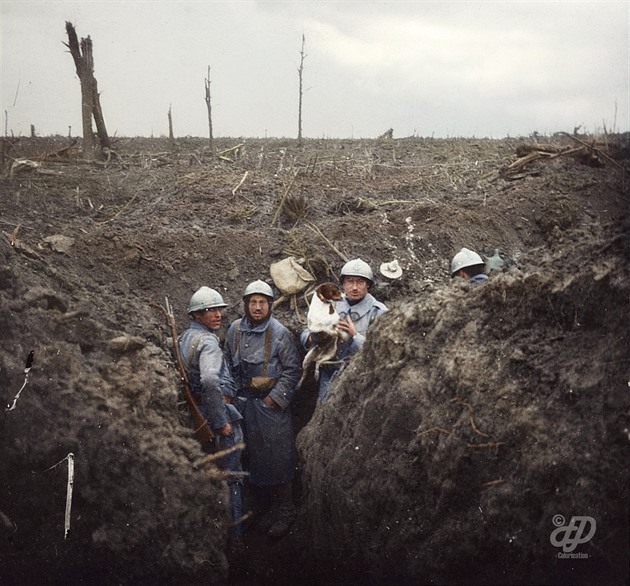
[[305, 221, 348, 263], [451, 396, 489, 438], [232, 171, 248, 195], [6, 351, 34, 412], [202, 442, 246, 465], [271, 170, 299, 226], [418, 427, 452, 436]]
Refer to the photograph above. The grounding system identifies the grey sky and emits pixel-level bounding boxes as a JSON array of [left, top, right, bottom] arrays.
[[2, 1, 628, 139]]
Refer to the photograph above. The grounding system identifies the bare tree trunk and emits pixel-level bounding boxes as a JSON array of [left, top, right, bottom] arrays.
[[30, 124, 36, 138], [297, 34, 306, 146], [168, 105, 175, 149], [65, 21, 110, 159], [205, 66, 214, 151], [92, 77, 110, 149], [1, 112, 6, 171]]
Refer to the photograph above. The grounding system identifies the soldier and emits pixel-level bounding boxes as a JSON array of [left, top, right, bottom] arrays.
[[450, 248, 489, 285], [225, 280, 301, 539], [300, 258, 388, 403], [178, 287, 244, 546]]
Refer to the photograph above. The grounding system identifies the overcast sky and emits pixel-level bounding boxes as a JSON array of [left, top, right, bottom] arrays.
[[1, 1, 628, 139]]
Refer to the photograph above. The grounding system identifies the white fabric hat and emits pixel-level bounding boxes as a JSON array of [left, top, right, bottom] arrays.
[[380, 259, 403, 279]]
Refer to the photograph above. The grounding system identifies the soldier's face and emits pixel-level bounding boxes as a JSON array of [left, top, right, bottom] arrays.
[[196, 307, 223, 330], [342, 277, 368, 302], [247, 295, 270, 323]]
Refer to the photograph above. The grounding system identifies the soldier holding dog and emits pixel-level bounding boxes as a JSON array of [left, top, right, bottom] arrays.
[[300, 258, 388, 403]]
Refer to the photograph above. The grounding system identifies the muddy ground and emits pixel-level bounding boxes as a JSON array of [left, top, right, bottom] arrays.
[[0, 134, 628, 585]]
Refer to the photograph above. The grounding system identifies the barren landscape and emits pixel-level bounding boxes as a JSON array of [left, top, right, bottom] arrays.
[[0, 133, 628, 585]]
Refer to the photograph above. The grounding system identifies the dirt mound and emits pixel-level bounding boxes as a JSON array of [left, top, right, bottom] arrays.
[[0, 135, 628, 585], [0, 239, 232, 584], [297, 220, 629, 585]]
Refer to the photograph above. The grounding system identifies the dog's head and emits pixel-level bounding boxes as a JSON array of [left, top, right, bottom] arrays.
[[316, 282, 343, 303]]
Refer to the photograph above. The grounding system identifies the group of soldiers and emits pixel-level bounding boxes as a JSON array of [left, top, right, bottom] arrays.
[[177, 248, 490, 551]]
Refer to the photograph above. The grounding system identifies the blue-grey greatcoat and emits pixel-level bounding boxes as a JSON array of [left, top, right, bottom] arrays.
[[178, 321, 242, 431], [300, 292, 388, 402], [225, 316, 301, 487], [178, 321, 244, 536]]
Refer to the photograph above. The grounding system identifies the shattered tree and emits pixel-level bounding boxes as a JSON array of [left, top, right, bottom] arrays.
[[64, 21, 110, 159], [297, 34, 306, 146], [205, 66, 214, 150]]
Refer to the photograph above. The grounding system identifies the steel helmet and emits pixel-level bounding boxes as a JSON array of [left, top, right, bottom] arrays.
[[340, 258, 374, 284], [450, 248, 484, 277], [187, 286, 227, 313], [243, 279, 274, 300]]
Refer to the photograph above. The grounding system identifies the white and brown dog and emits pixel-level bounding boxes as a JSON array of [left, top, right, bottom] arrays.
[[299, 282, 350, 386]]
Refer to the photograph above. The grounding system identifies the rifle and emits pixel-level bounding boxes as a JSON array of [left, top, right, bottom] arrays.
[[153, 297, 215, 444]]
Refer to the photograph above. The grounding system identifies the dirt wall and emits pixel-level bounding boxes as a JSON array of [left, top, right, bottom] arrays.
[[297, 221, 629, 585], [0, 237, 231, 584]]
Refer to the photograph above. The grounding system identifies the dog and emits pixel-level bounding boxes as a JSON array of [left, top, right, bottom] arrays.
[[298, 282, 350, 387]]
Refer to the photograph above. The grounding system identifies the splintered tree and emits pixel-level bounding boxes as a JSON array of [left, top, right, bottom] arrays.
[[297, 34, 307, 145], [205, 66, 214, 150], [64, 21, 110, 159], [167, 104, 175, 149]]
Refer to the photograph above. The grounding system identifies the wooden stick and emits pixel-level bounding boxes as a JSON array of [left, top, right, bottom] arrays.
[[557, 132, 623, 169], [271, 170, 299, 226], [96, 190, 141, 225], [451, 397, 489, 438], [291, 294, 306, 324], [272, 294, 288, 309], [5, 350, 33, 412], [232, 171, 248, 195], [217, 143, 245, 157], [418, 427, 452, 436], [64, 453, 74, 539], [481, 478, 506, 488], [305, 221, 348, 262], [202, 442, 246, 465], [45, 452, 75, 539]]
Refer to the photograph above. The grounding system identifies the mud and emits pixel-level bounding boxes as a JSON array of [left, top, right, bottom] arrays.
[[0, 135, 628, 585]]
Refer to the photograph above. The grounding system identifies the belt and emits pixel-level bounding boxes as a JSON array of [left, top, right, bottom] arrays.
[[245, 387, 271, 397]]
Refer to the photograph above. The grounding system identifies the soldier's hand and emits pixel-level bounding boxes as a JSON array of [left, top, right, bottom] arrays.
[[216, 422, 233, 437], [338, 316, 357, 338], [263, 396, 280, 410]]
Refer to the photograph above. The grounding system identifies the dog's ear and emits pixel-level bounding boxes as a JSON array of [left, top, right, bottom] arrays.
[[319, 282, 343, 301]]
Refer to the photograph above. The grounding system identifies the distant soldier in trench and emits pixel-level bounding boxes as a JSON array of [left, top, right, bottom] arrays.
[[300, 258, 388, 403], [178, 287, 245, 548], [450, 248, 489, 285], [225, 280, 301, 539]]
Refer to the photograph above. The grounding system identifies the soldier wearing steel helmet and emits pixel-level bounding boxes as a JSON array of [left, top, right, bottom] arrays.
[[178, 286, 245, 546], [300, 258, 388, 403], [225, 280, 301, 539], [450, 248, 489, 285]]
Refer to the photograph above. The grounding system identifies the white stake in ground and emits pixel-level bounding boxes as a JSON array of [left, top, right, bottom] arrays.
[[47, 452, 75, 539], [6, 351, 34, 412]]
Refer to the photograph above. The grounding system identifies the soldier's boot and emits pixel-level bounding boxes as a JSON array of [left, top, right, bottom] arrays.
[[251, 484, 276, 532], [266, 482, 296, 539]]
